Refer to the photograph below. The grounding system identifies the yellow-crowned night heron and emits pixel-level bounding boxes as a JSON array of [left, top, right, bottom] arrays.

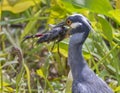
[[58, 14, 113, 93], [24, 14, 113, 93]]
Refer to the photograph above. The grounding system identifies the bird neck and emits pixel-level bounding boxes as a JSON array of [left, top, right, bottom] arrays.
[[68, 40, 87, 81]]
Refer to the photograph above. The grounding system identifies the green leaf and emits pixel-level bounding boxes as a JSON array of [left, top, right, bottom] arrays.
[[2, 82, 14, 92], [20, 10, 42, 40], [116, 0, 120, 9], [36, 69, 45, 78], [24, 63, 31, 93], [115, 86, 120, 92], [0, 17, 48, 25], [2, 0, 41, 13], [72, 0, 113, 15], [52, 40, 68, 57], [98, 16, 113, 42], [61, 0, 86, 13], [65, 71, 72, 93], [109, 9, 120, 24], [36, 69, 55, 92], [3, 28, 16, 46]]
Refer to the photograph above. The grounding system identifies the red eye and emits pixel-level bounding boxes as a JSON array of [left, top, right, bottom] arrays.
[[66, 19, 72, 25]]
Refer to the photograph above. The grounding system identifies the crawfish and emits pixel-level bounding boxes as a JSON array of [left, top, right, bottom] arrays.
[[23, 25, 69, 43]]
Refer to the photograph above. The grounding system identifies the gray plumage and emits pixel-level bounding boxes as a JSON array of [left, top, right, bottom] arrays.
[[67, 14, 113, 93]]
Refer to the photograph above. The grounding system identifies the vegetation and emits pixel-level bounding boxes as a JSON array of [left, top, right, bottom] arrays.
[[0, 0, 120, 93]]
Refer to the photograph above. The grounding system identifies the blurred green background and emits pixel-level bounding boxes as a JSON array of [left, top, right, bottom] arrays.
[[0, 0, 120, 93]]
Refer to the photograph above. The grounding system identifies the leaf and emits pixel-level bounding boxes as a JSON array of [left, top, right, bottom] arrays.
[[36, 69, 55, 92], [48, 0, 89, 24], [0, 58, 6, 62], [60, 0, 86, 13], [109, 9, 120, 24], [20, 9, 42, 40], [83, 51, 91, 59], [115, 86, 120, 92], [72, 0, 113, 15], [2, 82, 10, 87], [1, 0, 41, 13], [52, 40, 69, 57], [0, 17, 48, 25], [116, 0, 120, 9], [2, 82, 14, 92], [4, 87, 14, 92], [3, 28, 16, 46], [1, 61, 18, 69], [65, 71, 72, 93], [36, 69, 45, 78], [98, 15, 113, 42], [24, 63, 31, 93]]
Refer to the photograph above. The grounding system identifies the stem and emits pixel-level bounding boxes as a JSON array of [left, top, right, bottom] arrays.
[[0, 61, 3, 93]]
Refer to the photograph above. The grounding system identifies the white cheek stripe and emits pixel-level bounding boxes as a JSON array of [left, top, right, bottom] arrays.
[[70, 22, 82, 29]]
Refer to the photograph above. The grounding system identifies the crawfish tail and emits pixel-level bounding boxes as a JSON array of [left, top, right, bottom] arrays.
[[37, 26, 69, 43], [22, 34, 43, 42]]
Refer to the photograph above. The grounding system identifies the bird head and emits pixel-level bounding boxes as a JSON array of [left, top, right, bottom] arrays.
[[65, 14, 91, 34], [56, 14, 92, 44]]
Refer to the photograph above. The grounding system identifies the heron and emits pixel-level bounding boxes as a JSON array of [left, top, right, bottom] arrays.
[[23, 14, 114, 93], [56, 14, 113, 93]]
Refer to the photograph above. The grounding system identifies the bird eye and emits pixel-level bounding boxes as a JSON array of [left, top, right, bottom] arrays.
[[66, 19, 72, 26]]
